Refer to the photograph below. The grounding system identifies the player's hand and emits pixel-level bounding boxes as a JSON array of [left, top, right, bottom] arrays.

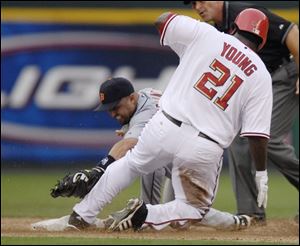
[[50, 167, 104, 199], [115, 130, 125, 137], [255, 170, 268, 208], [295, 78, 299, 95]]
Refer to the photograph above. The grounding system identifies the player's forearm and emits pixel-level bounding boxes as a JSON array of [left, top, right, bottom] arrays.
[[108, 138, 138, 160], [248, 137, 269, 171]]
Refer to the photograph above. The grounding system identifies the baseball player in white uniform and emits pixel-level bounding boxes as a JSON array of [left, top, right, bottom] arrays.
[[68, 9, 272, 231]]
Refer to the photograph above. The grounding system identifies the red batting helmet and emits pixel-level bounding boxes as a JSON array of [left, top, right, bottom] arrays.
[[233, 8, 269, 51]]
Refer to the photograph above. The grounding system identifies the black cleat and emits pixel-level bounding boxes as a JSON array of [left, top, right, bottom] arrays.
[[236, 213, 266, 226], [246, 214, 266, 226], [108, 198, 148, 231], [233, 215, 251, 230], [68, 211, 90, 230]]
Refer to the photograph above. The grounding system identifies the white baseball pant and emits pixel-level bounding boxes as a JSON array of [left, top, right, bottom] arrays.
[[73, 110, 231, 229]]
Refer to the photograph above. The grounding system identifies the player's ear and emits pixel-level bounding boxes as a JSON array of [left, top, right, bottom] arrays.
[[132, 93, 140, 107], [128, 93, 136, 103]]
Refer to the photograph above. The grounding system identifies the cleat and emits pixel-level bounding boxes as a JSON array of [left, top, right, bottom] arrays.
[[108, 198, 148, 232], [233, 215, 251, 230], [68, 211, 90, 230], [249, 214, 267, 226], [237, 213, 266, 226], [101, 216, 114, 229]]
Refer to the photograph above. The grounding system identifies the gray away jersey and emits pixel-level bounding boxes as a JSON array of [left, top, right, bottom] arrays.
[[121, 88, 162, 139]]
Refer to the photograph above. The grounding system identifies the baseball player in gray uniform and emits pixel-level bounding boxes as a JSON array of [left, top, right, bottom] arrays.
[[186, 1, 299, 224], [95, 77, 172, 205], [50, 77, 172, 204]]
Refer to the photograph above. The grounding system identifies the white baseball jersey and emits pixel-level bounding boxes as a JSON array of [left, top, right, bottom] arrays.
[[160, 15, 273, 148]]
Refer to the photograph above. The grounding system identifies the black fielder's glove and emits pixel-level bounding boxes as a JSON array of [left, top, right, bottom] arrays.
[[50, 166, 104, 199]]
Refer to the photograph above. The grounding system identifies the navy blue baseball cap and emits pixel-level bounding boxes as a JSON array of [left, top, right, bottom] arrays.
[[94, 77, 134, 111]]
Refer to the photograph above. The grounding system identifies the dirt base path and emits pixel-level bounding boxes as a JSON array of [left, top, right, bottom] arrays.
[[1, 217, 299, 244]]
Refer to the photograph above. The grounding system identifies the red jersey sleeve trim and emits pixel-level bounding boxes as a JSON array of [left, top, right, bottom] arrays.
[[160, 14, 178, 46], [240, 132, 270, 139]]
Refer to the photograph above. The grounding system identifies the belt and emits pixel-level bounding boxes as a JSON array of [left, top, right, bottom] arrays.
[[269, 57, 292, 74], [162, 110, 220, 145], [162, 110, 182, 127]]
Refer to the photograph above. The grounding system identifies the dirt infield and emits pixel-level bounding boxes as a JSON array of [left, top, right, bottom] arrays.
[[1, 217, 299, 244]]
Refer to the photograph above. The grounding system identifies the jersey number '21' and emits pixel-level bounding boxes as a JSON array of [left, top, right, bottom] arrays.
[[194, 59, 243, 111]]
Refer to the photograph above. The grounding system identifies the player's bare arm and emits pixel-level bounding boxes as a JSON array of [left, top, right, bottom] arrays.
[[109, 138, 138, 159], [248, 136, 268, 171], [248, 136, 269, 208], [285, 24, 299, 95]]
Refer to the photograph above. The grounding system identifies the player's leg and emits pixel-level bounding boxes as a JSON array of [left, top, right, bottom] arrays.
[[107, 121, 225, 231], [144, 129, 225, 230], [199, 208, 250, 230], [267, 137, 299, 187], [71, 158, 140, 225], [107, 121, 252, 231], [159, 163, 174, 203], [266, 62, 299, 223], [267, 60, 299, 191], [140, 167, 167, 205], [144, 139, 250, 231], [69, 111, 178, 227], [141, 162, 174, 204], [161, 177, 175, 203]]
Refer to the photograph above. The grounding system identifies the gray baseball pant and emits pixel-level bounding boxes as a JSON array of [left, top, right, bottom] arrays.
[[141, 163, 173, 204]]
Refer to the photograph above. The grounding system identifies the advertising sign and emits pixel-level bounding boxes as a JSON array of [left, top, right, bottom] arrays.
[[1, 21, 178, 164]]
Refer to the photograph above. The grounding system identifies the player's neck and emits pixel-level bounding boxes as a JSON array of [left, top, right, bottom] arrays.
[[234, 33, 258, 53]]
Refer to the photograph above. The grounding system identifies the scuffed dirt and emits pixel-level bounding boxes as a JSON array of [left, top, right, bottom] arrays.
[[1, 217, 299, 244]]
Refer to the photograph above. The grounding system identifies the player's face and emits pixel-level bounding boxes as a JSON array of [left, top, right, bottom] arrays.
[[108, 94, 136, 125], [192, 1, 221, 22]]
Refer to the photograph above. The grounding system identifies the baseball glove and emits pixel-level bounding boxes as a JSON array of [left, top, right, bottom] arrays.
[[50, 167, 104, 199]]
